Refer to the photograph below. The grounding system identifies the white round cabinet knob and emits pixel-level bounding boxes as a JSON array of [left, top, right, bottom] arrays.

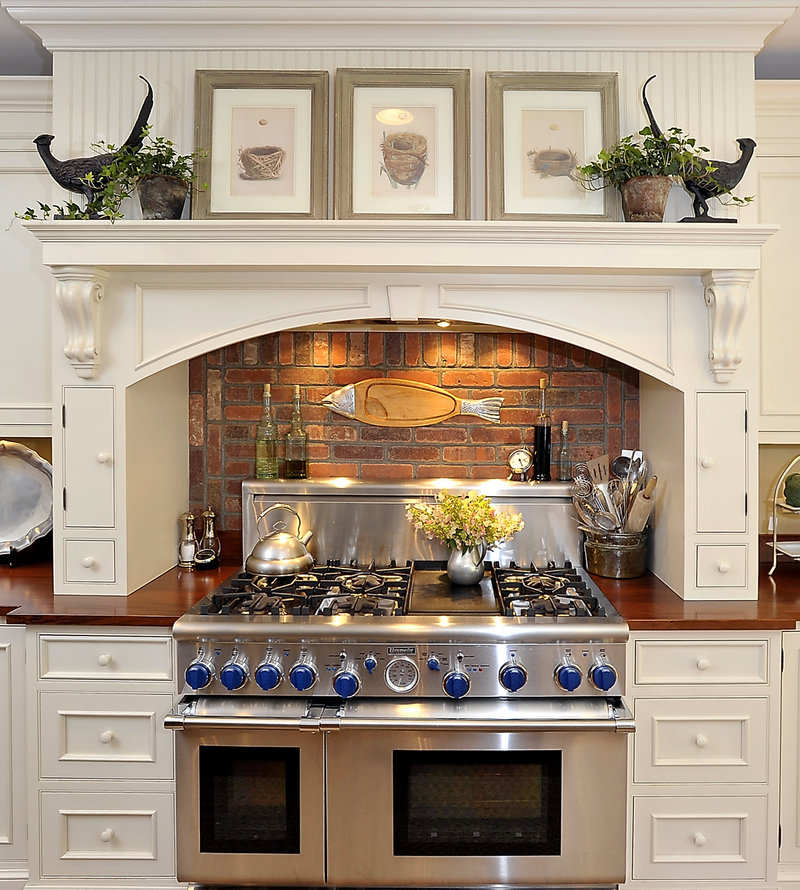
[[694, 734, 709, 748], [700, 457, 714, 468], [97, 652, 112, 667], [81, 556, 96, 568], [696, 657, 710, 671], [717, 562, 730, 574], [99, 730, 115, 744], [96, 452, 110, 464], [693, 832, 707, 847], [99, 828, 115, 843]]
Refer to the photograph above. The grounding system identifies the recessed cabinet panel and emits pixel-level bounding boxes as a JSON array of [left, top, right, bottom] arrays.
[[63, 386, 115, 528], [632, 795, 768, 880], [696, 391, 746, 533], [634, 697, 768, 783], [39, 692, 174, 780], [64, 539, 116, 583], [696, 544, 747, 587], [634, 639, 768, 685], [39, 791, 174, 877], [38, 634, 173, 681]]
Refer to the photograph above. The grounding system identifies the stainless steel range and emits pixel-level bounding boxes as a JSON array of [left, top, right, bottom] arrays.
[[166, 480, 633, 890]]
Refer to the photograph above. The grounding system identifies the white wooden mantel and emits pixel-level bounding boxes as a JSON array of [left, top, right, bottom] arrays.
[[25, 219, 777, 384]]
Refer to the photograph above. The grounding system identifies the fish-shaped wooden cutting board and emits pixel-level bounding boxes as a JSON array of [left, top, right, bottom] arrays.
[[322, 378, 504, 427]]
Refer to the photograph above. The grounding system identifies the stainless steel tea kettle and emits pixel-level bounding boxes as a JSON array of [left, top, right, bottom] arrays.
[[245, 503, 314, 576]]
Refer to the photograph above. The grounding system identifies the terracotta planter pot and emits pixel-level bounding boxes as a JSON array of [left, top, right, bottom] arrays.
[[619, 175, 673, 222], [136, 174, 189, 220]]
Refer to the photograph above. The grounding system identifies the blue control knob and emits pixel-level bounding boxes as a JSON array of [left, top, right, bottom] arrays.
[[290, 663, 317, 692], [590, 662, 617, 692], [220, 662, 247, 691], [333, 670, 360, 699], [185, 661, 213, 691], [255, 662, 282, 691], [443, 670, 470, 700], [499, 663, 527, 692], [427, 655, 441, 672], [364, 655, 377, 674], [555, 663, 582, 692]]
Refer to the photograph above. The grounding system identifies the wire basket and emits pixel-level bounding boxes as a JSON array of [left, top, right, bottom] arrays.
[[238, 145, 286, 180]]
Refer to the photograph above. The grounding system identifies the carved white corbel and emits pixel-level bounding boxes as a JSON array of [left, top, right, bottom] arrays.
[[52, 265, 109, 379], [701, 269, 753, 384], [387, 285, 422, 322]]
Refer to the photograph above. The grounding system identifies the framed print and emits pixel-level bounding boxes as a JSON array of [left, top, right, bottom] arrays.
[[334, 69, 470, 220], [193, 70, 328, 220], [486, 72, 619, 221]]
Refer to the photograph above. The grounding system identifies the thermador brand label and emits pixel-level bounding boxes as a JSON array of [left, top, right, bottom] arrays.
[[387, 646, 416, 655]]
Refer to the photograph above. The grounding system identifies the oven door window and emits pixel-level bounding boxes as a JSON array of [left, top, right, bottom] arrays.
[[393, 750, 561, 857], [199, 746, 300, 854]]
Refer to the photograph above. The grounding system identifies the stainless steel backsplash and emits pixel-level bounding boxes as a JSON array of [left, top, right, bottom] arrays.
[[242, 479, 580, 568]]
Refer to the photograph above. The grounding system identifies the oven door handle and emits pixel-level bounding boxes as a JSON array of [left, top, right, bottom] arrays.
[[164, 701, 342, 732], [336, 701, 635, 733]]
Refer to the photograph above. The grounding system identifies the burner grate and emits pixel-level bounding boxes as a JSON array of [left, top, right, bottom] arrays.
[[492, 562, 606, 619]]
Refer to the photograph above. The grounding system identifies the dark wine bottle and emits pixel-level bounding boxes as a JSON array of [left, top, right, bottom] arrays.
[[533, 378, 551, 482]]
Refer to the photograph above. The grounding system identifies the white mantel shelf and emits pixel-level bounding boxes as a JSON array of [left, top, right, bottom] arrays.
[[24, 220, 777, 274]]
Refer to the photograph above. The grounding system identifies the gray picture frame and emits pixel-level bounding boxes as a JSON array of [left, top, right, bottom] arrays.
[[485, 72, 620, 221], [334, 68, 470, 220], [193, 69, 329, 220]]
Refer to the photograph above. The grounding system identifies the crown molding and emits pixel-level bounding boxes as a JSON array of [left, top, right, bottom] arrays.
[[3, 1, 797, 52]]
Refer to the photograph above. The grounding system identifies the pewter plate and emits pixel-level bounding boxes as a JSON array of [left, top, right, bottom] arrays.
[[0, 441, 53, 554]]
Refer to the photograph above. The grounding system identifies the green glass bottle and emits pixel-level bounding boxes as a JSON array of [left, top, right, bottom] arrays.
[[255, 383, 279, 479], [284, 384, 308, 479]]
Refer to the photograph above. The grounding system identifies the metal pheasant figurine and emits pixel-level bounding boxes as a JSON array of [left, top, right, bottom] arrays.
[[33, 75, 154, 211], [641, 74, 755, 221]]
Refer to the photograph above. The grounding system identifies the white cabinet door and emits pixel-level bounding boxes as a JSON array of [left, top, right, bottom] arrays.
[[781, 631, 800, 865], [0, 626, 26, 865], [696, 391, 747, 533], [62, 386, 115, 528]]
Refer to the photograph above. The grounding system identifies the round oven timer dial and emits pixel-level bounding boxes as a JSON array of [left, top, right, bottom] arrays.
[[385, 656, 419, 693]]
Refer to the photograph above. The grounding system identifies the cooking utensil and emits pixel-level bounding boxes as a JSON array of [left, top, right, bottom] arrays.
[[610, 455, 630, 479], [625, 475, 658, 533], [245, 503, 314, 575]]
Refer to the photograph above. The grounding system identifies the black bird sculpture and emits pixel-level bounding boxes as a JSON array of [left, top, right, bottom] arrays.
[[641, 74, 755, 221], [33, 75, 154, 209]]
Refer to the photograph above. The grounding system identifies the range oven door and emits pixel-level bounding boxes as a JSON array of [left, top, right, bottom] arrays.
[[165, 698, 327, 887], [327, 697, 634, 889]]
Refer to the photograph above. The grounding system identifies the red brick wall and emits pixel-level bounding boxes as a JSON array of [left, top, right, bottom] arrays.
[[188, 330, 639, 530]]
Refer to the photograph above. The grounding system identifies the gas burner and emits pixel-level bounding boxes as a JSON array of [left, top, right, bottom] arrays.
[[492, 562, 605, 619], [314, 591, 403, 617]]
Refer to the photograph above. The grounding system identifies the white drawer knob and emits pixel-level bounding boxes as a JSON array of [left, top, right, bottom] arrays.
[[693, 832, 707, 847], [99, 827, 115, 843], [97, 652, 112, 667], [81, 556, 96, 568], [694, 734, 709, 748], [696, 657, 710, 671], [717, 562, 730, 574], [96, 452, 110, 464], [99, 730, 115, 744], [700, 457, 714, 468]]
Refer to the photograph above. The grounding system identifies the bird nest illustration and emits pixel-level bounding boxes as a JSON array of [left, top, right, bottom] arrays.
[[527, 148, 578, 178], [238, 145, 286, 180], [380, 132, 428, 187]]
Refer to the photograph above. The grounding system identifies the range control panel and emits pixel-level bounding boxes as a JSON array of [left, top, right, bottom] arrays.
[[178, 639, 626, 699]]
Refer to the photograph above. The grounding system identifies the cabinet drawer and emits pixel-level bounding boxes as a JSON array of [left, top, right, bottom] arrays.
[[631, 795, 768, 880], [39, 791, 174, 878], [696, 544, 747, 587], [63, 539, 116, 583], [634, 639, 769, 686], [39, 692, 173, 780], [633, 697, 768, 784], [38, 634, 172, 681]]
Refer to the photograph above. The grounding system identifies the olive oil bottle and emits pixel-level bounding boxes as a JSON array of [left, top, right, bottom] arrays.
[[284, 384, 308, 479], [255, 383, 279, 479]]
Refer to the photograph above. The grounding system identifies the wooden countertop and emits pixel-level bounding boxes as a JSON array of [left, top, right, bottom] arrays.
[[2, 554, 800, 629]]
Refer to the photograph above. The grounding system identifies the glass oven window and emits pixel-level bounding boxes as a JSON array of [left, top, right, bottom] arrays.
[[393, 750, 561, 856], [199, 746, 300, 854]]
